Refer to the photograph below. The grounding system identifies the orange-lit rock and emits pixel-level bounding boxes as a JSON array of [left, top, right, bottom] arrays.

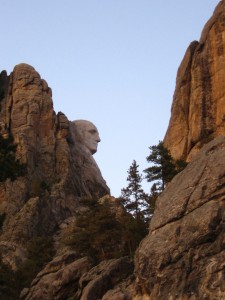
[[164, 1, 225, 161]]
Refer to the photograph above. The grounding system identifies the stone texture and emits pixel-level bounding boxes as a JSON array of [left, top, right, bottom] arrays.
[[1, 2, 225, 298], [0, 63, 109, 268], [21, 255, 133, 300], [164, 0, 225, 161], [21, 252, 92, 300], [77, 257, 133, 300], [133, 3, 225, 298], [102, 277, 134, 300], [134, 136, 225, 300]]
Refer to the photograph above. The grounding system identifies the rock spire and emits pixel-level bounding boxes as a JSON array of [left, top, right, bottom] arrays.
[[164, 0, 225, 161]]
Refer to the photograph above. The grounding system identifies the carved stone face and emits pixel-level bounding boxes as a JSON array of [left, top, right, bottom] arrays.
[[73, 120, 101, 154]]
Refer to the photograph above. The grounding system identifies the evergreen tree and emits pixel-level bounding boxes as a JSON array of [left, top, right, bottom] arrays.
[[0, 133, 26, 182], [121, 212, 148, 257], [144, 141, 187, 191], [120, 160, 149, 221], [64, 198, 123, 261], [15, 236, 55, 289], [0, 237, 55, 300], [146, 183, 159, 216], [64, 196, 148, 260], [0, 258, 19, 300]]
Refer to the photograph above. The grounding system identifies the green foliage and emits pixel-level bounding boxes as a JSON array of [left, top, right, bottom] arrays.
[[146, 183, 160, 216], [65, 198, 123, 261], [0, 259, 20, 300], [176, 159, 188, 173], [120, 213, 148, 257], [0, 88, 4, 102], [121, 160, 150, 222], [64, 197, 147, 261], [41, 181, 51, 193], [0, 134, 26, 182], [0, 236, 55, 299], [16, 236, 55, 288], [144, 141, 187, 192], [0, 213, 6, 229], [30, 178, 51, 197]]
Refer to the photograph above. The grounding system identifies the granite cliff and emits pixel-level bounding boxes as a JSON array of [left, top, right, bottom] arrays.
[[134, 136, 225, 300], [0, 64, 134, 300], [0, 63, 109, 267], [164, 0, 225, 161], [133, 1, 225, 299], [1, 1, 225, 299]]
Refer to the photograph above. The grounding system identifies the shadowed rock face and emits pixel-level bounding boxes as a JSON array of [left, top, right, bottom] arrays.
[[134, 136, 225, 300], [164, 0, 225, 161], [21, 255, 133, 300], [0, 63, 109, 267]]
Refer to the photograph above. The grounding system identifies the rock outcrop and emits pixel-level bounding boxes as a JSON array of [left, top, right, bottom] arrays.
[[164, 0, 225, 161], [21, 254, 133, 300], [0, 63, 109, 268], [20, 253, 92, 300], [134, 136, 225, 300], [133, 2, 225, 299]]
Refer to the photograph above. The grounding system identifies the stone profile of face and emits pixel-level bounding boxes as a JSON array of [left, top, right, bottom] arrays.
[[73, 120, 101, 155]]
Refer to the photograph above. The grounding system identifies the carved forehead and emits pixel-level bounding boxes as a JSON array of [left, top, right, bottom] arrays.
[[72, 120, 98, 133]]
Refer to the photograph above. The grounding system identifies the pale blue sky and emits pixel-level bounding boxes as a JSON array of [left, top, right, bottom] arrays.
[[1, 0, 220, 196]]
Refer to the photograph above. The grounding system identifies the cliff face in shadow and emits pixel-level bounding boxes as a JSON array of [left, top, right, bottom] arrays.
[[134, 136, 225, 300]]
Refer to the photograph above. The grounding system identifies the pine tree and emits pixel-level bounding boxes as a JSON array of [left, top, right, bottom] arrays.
[[64, 198, 123, 261], [144, 141, 187, 191], [0, 133, 26, 182], [120, 160, 149, 221], [147, 183, 159, 216]]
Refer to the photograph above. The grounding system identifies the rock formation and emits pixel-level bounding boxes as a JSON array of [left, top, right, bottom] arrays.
[[134, 136, 225, 299], [0, 62, 135, 300], [21, 254, 133, 300], [0, 63, 109, 268], [164, 0, 225, 161], [1, 1, 225, 299], [133, 1, 225, 299]]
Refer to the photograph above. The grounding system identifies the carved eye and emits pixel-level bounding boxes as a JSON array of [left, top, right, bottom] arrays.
[[89, 129, 97, 134]]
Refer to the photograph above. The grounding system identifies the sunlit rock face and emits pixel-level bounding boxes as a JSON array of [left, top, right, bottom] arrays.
[[0, 63, 109, 268], [164, 0, 225, 161], [133, 2, 225, 299]]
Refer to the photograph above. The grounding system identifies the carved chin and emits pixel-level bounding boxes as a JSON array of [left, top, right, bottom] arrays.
[[91, 148, 97, 155], [89, 144, 98, 154]]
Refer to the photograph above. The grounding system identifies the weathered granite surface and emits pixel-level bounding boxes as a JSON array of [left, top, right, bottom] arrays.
[[134, 136, 225, 300], [1, 1, 225, 299], [21, 254, 133, 300], [164, 0, 225, 161], [0, 63, 109, 268], [20, 253, 91, 300]]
